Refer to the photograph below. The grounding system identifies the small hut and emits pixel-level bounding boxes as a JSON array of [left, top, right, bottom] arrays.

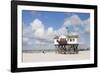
[[54, 34, 79, 54]]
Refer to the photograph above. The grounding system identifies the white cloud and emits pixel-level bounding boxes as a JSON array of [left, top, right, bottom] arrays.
[[31, 19, 44, 31], [85, 27, 90, 33], [23, 18, 68, 50], [23, 15, 90, 50], [83, 18, 90, 33], [47, 27, 54, 36], [55, 27, 68, 36], [70, 32, 79, 35], [63, 14, 90, 47], [64, 15, 82, 27], [34, 28, 45, 38], [64, 14, 90, 33], [84, 18, 90, 25], [30, 19, 45, 38], [23, 19, 53, 47], [70, 15, 82, 25]]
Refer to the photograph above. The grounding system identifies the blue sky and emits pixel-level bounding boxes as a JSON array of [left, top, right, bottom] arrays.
[[22, 10, 90, 50], [22, 10, 90, 30]]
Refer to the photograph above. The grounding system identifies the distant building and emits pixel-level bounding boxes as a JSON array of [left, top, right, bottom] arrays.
[[54, 34, 79, 45], [54, 34, 79, 54]]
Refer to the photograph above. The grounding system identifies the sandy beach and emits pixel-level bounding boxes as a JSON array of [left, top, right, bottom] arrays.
[[22, 51, 90, 62]]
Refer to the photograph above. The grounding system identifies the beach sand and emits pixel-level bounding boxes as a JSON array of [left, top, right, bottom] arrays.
[[22, 51, 90, 62]]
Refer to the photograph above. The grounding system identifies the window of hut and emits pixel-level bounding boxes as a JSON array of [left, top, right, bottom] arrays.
[[70, 38, 72, 41]]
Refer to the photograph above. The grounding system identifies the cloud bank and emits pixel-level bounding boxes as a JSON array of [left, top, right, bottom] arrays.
[[23, 14, 90, 50]]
